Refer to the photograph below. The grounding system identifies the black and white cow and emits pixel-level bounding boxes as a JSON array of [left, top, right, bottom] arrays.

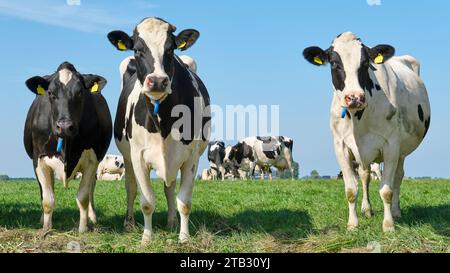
[[225, 136, 295, 180], [23, 62, 112, 233], [97, 154, 125, 180], [107, 18, 210, 244], [207, 141, 226, 181], [303, 32, 431, 232]]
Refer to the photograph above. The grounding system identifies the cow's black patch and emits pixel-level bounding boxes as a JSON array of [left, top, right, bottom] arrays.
[[231, 142, 255, 165], [125, 103, 134, 141], [134, 94, 159, 134], [115, 59, 136, 141], [358, 47, 374, 97], [263, 146, 281, 160], [355, 109, 365, 120], [417, 104, 424, 122], [346, 111, 352, 120], [424, 116, 431, 138], [115, 161, 120, 167], [132, 37, 156, 85], [329, 49, 346, 92]]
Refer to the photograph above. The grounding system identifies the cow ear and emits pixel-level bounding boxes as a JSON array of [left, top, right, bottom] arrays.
[[107, 31, 133, 51], [369, 44, 395, 64], [175, 29, 200, 51], [303, 46, 329, 66], [83, 74, 107, 93], [25, 76, 49, 95]]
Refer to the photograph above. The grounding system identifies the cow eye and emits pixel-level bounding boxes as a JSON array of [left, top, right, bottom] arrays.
[[134, 49, 144, 56], [331, 61, 338, 69], [48, 91, 57, 100]]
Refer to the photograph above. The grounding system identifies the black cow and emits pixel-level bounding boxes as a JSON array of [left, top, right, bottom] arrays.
[[207, 141, 226, 180], [24, 62, 112, 234], [107, 18, 211, 244]]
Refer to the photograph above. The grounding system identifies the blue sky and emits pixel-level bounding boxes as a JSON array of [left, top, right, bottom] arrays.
[[0, 0, 449, 178]]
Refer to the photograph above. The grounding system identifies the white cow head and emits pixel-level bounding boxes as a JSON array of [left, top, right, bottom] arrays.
[[303, 32, 395, 112], [107, 18, 200, 101]]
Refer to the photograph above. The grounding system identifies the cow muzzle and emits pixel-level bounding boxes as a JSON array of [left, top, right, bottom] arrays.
[[343, 92, 367, 110], [143, 75, 170, 100], [56, 119, 77, 137]]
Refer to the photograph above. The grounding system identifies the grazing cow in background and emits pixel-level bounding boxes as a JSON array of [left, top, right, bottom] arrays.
[[303, 32, 431, 231], [370, 163, 382, 181], [107, 17, 210, 244], [337, 162, 383, 181], [201, 168, 212, 180], [225, 136, 295, 180], [179, 55, 198, 73], [97, 154, 125, 180], [224, 140, 257, 180], [23, 62, 112, 234], [207, 141, 226, 180]]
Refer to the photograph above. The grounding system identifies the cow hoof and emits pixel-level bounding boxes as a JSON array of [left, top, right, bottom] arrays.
[[167, 218, 178, 231], [347, 224, 358, 231], [362, 208, 373, 218], [78, 226, 89, 234], [141, 233, 152, 246], [179, 233, 190, 244], [88, 213, 97, 225], [383, 221, 395, 232], [40, 228, 52, 239], [124, 217, 136, 231], [392, 209, 402, 219]]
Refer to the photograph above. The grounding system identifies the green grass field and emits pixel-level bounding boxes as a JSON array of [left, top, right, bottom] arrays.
[[0, 179, 448, 253]]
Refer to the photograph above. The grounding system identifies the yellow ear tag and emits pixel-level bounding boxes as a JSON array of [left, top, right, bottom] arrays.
[[374, 54, 384, 64], [91, 82, 99, 93], [117, 40, 127, 51], [314, 56, 323, 65], [37, 85, 46, 95], [177, 40, 187, 49]]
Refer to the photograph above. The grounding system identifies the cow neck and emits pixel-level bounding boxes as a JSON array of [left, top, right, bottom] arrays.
[[144, 94, 163, 132]]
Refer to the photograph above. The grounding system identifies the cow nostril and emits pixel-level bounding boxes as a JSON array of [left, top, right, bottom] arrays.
[[162, 78, 169, 88], [68, 125, 74, 132], [145, 77, 154, 86]]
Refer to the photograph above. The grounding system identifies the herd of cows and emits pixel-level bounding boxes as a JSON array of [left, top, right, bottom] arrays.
[[21, 18, 431, 244], [203, 137, 295, 181]]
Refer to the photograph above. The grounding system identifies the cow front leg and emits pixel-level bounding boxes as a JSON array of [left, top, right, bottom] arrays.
[[358, 166, 372, 218], [164, 181, 178, 230], [392, 157, 405, 219], [177, 161, 199, 243], [380, 147, 400, 232], [123, 159, 138, 229], [334, 142, 359, 230], [35, 160, 55, 234], [131, 154, 155, 245], [77, 164, 97, 233], [219, 166, 226, 181], [88, 179, 97, 224]]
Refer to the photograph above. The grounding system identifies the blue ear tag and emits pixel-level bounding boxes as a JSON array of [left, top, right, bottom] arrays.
[[56, 137, 63, 153], [153, 100, 160, 115], [341, 107, 348, 119]]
